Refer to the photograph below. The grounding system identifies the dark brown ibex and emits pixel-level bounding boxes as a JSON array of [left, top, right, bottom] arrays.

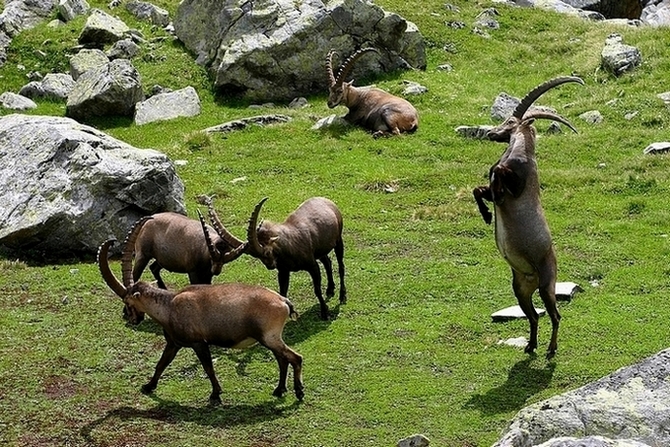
[[98, 217, 304, 405], [245, 197, 346, 320], [326, 47, 419, 137], [472, 76, 584, 359], [125, 206, 246, 322]]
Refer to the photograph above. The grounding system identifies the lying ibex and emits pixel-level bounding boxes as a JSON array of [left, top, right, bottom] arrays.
[[472, 76, 584, 359], [98, 217, 304, 404], [326, 47, 419, 137], [246, 197, 346, 320]]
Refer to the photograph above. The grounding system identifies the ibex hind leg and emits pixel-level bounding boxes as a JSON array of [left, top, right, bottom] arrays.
[[335, 237, 346, 304], [192, 343, 223, 405], [319, 255, 336, 298], [264, 337, 304, 400], [537, 254, 560, 359], [512, 270, 540, 355]]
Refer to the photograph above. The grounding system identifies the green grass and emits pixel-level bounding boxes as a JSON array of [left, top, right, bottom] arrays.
[[1, 1, 670, 446]]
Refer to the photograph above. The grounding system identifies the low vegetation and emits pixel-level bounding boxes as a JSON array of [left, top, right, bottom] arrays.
[[1, 1, 669, 446]]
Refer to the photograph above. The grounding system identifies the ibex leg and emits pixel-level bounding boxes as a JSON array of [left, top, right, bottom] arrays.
[[307, 263, 329, 320], [192, 343, 222, 405], [319, 255, 336, 298], [512, 270, 540, 355], [537, 251, 560, 359], [335, 237, 346, 304], [142, 339, 180, 394]]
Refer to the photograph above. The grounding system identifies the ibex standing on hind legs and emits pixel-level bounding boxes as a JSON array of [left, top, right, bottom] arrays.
[[472, 76, 584, 359], [326, 47, 419, 137]]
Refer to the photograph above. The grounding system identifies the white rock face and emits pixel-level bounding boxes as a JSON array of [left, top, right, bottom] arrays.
[[134, 86, 201, 125]]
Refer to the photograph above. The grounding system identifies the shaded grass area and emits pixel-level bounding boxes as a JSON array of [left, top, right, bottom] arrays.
[[2, 0, 670, 446]]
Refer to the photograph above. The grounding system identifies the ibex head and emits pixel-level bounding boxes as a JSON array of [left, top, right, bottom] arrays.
[[487, 76, 584, 142], [98, 216, 153, 325], [326, 47, 379, 108], [197, 205, 247, 276], [246, 197, 280, 270]]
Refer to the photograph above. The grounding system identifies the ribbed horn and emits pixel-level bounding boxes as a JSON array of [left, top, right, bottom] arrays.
[[247, 197, 269, 256], [207, 203, 244, 248], [121, 216, 153, 290], [97, 239, 127, 298], [326, 49, 337, 87], [197, 209, 220, 261], [512, 76, 584, 119], [521, 111, 579, 133], [333, 47, 380, 87]]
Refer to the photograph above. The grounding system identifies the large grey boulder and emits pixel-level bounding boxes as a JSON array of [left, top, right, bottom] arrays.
[[69, 48, 110, 80], [600, 33, 641, 76], [134, 86, 201, 125], [561, 0, 643, 18], [78, 8, 130, 46], [0, 92, 37, 110], [641, 0, 670, 26], [66, 58, 144, 121], [493, 349, 670, 447], [0, 0, 57, 37], [0, 114, 185, 255], [125, 0, 170, 27], [174, 0, 426, 102]]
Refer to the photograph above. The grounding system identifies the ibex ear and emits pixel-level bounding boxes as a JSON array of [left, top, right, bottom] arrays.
[[269, 236, 280, 243], [345, 79, 354, 87], [132, 292, 140, 299], [522, 118, 536, 126]]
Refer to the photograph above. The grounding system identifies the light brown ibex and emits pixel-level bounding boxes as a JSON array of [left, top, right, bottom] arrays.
[[98, 217, 304, 405], [472, 76, 584, 359], [326, 47, 419, 137], [245, 197, 346, 321]]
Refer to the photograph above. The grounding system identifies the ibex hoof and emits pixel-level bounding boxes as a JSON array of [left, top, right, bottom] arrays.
[[546, 350, 557, 360], [295, 387, 305, 401], [140, 384, 155, 395], [524, 344, 537, 355], [209, 394, 222, 406], [273, 386, 287, 398]]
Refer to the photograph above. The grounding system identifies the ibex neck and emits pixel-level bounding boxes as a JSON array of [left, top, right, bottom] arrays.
[[133, 282, 175, 325]]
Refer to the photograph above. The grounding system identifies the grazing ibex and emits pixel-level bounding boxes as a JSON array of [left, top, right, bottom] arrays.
[[472, 76, 584, 359], [326, 47, 419, 137], [245, 197, 346, 320], [98, 217, 304, 405]]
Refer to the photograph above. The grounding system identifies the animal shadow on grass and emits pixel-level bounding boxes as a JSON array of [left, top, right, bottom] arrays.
[[463, 357, 556, 415], [79, 397, 301, 443]]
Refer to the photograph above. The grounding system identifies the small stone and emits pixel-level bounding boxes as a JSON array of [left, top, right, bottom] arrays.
[[643, 142, 670, 155], [397, 433, 430, 447], [555, 282, 583, 301], [498, 337, 528, 348], [492, 305, 546, 322]]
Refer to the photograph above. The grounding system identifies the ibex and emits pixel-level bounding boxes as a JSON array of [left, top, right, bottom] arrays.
[[245, 197, 346, 321], [326, 47, 419, 137], [98, 217, 304, 405], [472, 76, 584, 359], [125, 206, 246, 322]]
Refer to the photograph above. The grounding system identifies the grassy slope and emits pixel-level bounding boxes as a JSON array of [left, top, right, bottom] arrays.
[[1, 1, 670, 446]]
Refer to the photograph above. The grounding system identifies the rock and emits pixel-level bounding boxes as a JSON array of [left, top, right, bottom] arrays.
[[455, 125, 494, 139], [288, 97, 309, 109], [397, 434, 430, 447], [579, 110, 604, 124], [402, 81, 428, 95], [555, 282, 583, 301], [18, 73, 75, 100], [66, 59, 144, 121], [498, 337, 530, 348], [475, 8, 501, 29], [641, 2, 670, 27], [204, 114, 292, 133], [78, 8, 131, 46], [600, 33, 641, 76], [493, 349, 670, 447], [643, 142, 670, 154], [491, 92, 559, 122], [0, 114, 185, 255], [58, 0, 90, 22], [492, 305, 547, 322], [0, 92, 37, 110], [0, 0, 57, 38], [69, 49, 109, 80], [174, 0, 425, 101], [311, 114, 351, 131], [657, 91, 670, 108], [105, 38, 140, 60], [134, 86, 201, 125], [125, 0, 170, 27]]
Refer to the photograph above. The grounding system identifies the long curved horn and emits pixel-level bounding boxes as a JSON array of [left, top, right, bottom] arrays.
[[512, 76, 584, 119], [207, 203, 244, 248], [333, 47, 380, 87], [197, 209, 220, 261], [247, 197, 269, 256], [326, 49, 337, 87], [121, 216, 153, 290], [98, 239, 127, 298], [521, 111, 579, 133]]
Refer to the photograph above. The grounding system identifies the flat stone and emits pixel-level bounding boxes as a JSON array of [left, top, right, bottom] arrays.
[[643, 142, 670, 155], [492, 305, 546, 322], [555, 281, 583, 301]]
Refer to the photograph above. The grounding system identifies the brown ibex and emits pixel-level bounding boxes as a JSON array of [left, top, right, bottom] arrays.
[[472, 76, 584, 359], [125, 206, 246, 322], [245, 197, 346, 320], [98, 217, 304, 405], [326, 47, 419, 137]]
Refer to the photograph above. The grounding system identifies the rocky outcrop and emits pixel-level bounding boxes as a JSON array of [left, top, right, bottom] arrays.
[[66, 58, 144, 121], [173, 0, 426, 101], [0, 114, 185, 255], [58, 0, 90, 22], [561, 0, 642, 19], [125, 0, 169, 27], [493, 349, 670, 447], [600, 33, 642, 76]]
